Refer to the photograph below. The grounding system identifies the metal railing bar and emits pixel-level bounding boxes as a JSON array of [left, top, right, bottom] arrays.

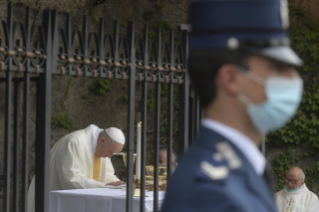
[[153, 80, 160, 212], [167, 82, 174, 177], [21, 71, 30, 212], [139, 23, 149, 212], [35, 9, 55, 212], [125, 21, 136, 212], [4, 69, 12, 212], [140, 81, 147, 212], [177, 26, 190, 155], [153, 26, 162, 212], [13, 80, 21, 212], [167, 29, 175, 177], [3, 2, 15, 211]]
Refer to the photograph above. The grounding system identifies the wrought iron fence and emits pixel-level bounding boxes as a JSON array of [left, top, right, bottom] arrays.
[[0, 2, 203, 212]]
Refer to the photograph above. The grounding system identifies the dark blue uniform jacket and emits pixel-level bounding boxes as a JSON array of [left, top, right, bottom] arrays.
[[161, 126, 278, 212]]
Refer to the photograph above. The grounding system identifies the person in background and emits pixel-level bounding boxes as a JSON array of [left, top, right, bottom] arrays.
[[274, 167, 319, 212], [159, 146, 177, 171], [28, 125, 125, 212]]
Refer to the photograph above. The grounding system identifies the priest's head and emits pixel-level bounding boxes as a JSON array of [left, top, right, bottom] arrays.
[[285, 167, 305, 190], [96, 127, 125, 158], [159, 147, 177, 169]]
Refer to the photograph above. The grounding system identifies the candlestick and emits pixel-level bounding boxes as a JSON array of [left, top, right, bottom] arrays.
[[134, 179, 141, 197], [135, 122, 142, 180]]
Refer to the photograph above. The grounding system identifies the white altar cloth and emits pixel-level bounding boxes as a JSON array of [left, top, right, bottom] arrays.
[[49, 188, 165, 212]]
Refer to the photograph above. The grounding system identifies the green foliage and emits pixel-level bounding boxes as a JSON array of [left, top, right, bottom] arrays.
[[144, 1, 165, 17], [136, 49, 142, 56], [61, 77, 73, 111], [288, 0, 319, 30], [173, 87, 179, 109], [52, 77, 74, 130], [155, 2, 164, 9], [84, 0, 99, 28], [82, 93, 90, 99], [272, 147, 294, 191], [141, 0, 179, 53], [290, 29, 319, 71], [147, 88, 156, 112], [145, 84, 180, 146], [51, 113, 73, 129], [146, 7, 157, 14], [90, 98, 96, 103], [146, 21, 174, 60], [148, 22, 172, 41], [268, 0, 319, 194], [90, 79, 113, 95], [304, 168, 319, 192]]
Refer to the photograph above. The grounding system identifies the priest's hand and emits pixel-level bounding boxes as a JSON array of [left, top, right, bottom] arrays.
[[106, 181, 124, 186]]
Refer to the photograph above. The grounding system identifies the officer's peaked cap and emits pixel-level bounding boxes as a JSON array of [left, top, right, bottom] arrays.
[[189, 0, 303, 67]]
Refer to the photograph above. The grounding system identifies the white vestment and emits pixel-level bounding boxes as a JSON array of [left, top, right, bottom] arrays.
[[28, 125, 120, 212], [274, 184, 319, 212]]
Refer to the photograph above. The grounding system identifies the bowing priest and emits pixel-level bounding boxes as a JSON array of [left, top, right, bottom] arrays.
[[274, 167, 319, 212], [28, 124, 125, 212]]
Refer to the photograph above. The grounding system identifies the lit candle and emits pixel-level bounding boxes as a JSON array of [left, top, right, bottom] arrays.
[[136, 122, 142, 180]]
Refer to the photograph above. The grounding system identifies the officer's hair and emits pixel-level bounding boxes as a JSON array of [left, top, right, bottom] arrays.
[[188, 49, 248, 108]]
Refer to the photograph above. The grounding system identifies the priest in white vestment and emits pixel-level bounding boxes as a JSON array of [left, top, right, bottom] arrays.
[[159, 146, 177, 170], [28, 125, 125, 212], [274, 167, 319, 212]]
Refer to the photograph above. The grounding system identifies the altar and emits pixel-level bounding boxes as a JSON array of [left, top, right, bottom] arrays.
[[49, 187, 165, 212]]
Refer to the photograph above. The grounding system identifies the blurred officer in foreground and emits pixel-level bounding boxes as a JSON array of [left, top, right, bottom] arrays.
[[162, 0, 304, 211]]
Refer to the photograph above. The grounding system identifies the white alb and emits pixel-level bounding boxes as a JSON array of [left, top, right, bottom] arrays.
[[28, 125, 120, 212], [274, 184, 319, 212]]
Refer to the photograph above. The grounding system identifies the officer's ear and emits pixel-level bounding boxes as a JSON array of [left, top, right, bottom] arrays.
[[216, 64, 241, 96]]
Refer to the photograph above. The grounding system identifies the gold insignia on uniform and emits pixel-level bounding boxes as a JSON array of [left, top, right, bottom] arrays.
[[216, 142, 242, 169], [201, 161, 228, 180]]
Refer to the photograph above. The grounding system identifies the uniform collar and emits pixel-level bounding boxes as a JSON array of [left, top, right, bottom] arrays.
[[201, 118, 266, 176], [90, 124, 103, 154]]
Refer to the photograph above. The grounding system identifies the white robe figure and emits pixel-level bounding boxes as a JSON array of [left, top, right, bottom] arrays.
[[28, 125, 120, 212], [274, 184, 319, 212]]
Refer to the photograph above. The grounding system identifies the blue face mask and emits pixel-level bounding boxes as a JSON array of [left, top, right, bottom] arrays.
[[238, 70, 303, 135], [285, 186, 299, 192]]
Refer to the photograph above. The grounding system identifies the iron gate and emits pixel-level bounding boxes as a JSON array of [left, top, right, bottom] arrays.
[[0, 2, 203, 212]]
